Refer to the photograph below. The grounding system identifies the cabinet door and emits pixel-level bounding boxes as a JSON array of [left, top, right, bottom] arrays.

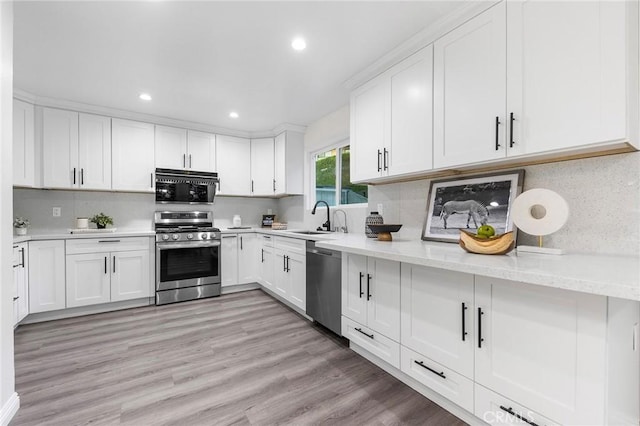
[[273, 249, 289, 299], [433, 2, 506, 168], [66, 253, 111, 308], [350, 78, 389, 182], [259, 244, 275, 290], [475, 276, 607, 425], [221, 235, 239, 287], [28, 240, 66, 313], [367, 258, 400, 341], [341, 253, 368, 325], [400, 264, 474, 378], [388, 45, 434, 176], [15, 244, 29, 323], [250, 138, 275, 196], [506, 0, 626, 156], [238, 233, 257, 284], [13, 99, 35, 187], [273, 132, 286, 195], [111, 250, 150, 302], [187, 130, 216, 171], [287, 252, 306, 311], [42, 107, 79, 189], [78, 113, 111, 190], [112, 119, 155, 192], [216, 135, 251, 195], [155, 125, 187, 169]]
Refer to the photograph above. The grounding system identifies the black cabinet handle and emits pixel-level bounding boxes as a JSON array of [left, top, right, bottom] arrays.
[[81, 168, 84, 185], [283, 255, 286, 272], [495, 116, 501, 150], [189, 154, 192, 168], [383, 148, 389, 170], [240, 236, 243, 250], [13, 296, 19, 301], [478, 307, 484, 348], [377, 149, 382, 172], [499, 406, 540, 426], [251, 180, 254, 193], [273, 179, 276, 192], [359, 272, 364, 298], [183, 154, 186, 168], [150, 173, 153, 188], [286, 256, 290, 272], [261, 248, 264, 263], [355, 327, 374, 339], [98, 240, 121, 243], [366, 274, 372, 301], [509, 112, 516, 148], [20, 248, 25, 268], [414, 360, 446, 379], [113, 256, 116, 273], [104, 256, 107, 274], [462, 302, 468, 341], [73, 167, 76, 184]]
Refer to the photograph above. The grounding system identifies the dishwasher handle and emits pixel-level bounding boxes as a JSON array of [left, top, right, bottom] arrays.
[[307, 248, 340, 258]]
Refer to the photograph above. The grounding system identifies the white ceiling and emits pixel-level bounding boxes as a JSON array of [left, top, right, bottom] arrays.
[[14, 1, 464, 132]]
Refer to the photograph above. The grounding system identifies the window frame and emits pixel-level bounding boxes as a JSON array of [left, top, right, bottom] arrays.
[[310, 139, 367, 209]]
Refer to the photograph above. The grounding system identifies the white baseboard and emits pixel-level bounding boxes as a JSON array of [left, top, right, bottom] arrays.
[[258, 286, 312, 321], [350, 343, 485, 426], [221, 282, 261, 294], [0, 392, 19, 426]]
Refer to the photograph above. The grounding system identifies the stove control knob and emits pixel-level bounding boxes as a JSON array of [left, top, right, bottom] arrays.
[[162, 234, 170, 241], [201, 233, 208, 240], [172, 234, 180, 241], [187, 233, 194, 240]]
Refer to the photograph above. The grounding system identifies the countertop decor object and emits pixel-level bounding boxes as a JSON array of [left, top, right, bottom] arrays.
[[14, 217, 29, 235], [233, 214, 242, 227], [368, 224, 402, 241], [459, 230, 515, 255], [89, 212, 114, 229], [422, 170, 524, 243], [365, 211, 383, 238], [512, 188, 569, 255], [271, 222, 288, 230]]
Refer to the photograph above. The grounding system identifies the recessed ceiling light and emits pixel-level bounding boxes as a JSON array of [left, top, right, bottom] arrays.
[[291, 37, 306, 51], [139, 93, 152, 101], [229, 111, 239, 119]]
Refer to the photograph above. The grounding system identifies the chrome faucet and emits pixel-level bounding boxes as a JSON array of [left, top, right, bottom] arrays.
[[311, 200, 331, 232], [333, 209, 348, 233]]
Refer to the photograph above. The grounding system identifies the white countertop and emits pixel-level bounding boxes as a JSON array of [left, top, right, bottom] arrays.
[[13, 230, 155, 242], [316, 235, 640, 302]]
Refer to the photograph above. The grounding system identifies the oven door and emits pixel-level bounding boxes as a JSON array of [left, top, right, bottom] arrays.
[[156, 240, 221, 291]]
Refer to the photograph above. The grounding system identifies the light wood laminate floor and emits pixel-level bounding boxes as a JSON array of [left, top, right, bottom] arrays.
[[12, 290, 466, 425]]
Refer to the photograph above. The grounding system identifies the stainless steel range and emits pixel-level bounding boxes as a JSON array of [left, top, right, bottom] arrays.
[[155, 211, 221, 305]]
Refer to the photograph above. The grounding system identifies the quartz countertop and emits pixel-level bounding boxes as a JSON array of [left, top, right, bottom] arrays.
[[316, 235, 640, 301], [13, 230, 155, 243]]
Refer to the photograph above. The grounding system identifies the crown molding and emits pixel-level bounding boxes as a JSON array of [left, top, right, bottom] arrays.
[[342, 0, 498, 91], [13, 89, 306, 139]]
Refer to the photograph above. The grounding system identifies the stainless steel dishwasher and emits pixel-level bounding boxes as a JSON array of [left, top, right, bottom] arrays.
[[306, 240, 342, 336]]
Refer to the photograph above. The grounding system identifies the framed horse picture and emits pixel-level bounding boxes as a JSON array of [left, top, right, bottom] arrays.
[[421, 170, 525, 243]]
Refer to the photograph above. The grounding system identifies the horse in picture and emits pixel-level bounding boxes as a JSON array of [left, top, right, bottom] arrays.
[[439, 200, 489, 229]]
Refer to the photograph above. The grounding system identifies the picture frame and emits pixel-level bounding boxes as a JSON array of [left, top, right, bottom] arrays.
[[421, 169, 525, 243]]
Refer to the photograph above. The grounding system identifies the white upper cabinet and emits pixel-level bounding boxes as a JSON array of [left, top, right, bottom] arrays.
[[506, 0, 627, 156], [187, 130, 216, 172], [42, 107, 79, 189], [350, 45, 434, 183], [216, 135, 251, 196], [13, 99, 35, 187], [250, 137, 275, 196], [111, 119, 155, 192], [78, 113, 111, 190], [433, 2, 507, 168], [155, 125, 187, 170], [274, 131, 304, 196]]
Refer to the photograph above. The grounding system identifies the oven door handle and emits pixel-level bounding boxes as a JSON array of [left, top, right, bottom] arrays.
[[157, 241, 221, 250]]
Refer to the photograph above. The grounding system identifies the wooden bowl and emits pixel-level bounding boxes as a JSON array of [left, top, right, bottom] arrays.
[[368, 224, 402, 241], [459, 230, 515, 255]]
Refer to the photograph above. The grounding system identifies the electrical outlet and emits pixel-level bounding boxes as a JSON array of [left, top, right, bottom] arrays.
[[52, 207, 61, 217], [377, 203, 384, 215]]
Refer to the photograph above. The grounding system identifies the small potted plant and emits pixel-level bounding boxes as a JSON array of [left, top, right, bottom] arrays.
[[14, 217, 30, 235], [90, 213, 113, 229]]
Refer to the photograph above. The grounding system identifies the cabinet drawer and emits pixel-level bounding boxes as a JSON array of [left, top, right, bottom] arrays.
[[400, 346, 473, 413], [260, 234, 274, 247], [342, 316, 400, 368], [66, 237, 150, 254], [475, 384, 559, 426], [274, 236, 306, 255]]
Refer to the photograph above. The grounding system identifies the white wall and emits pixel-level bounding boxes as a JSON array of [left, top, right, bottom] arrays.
[[13, 189, 278, 232], [0, 2, 17, 424]]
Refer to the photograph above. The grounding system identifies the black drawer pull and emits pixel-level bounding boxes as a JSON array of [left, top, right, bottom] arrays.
[[461, 302, 468, 341], [509, 112, 516, 148], [104, 256, 107, 274], [495, 116, 501, 150], [359, 272, 364, 298], [98, 240, 121, 243], [377, 149, 382, 172], [499, 406, 540, 426], [478, 307, 484, 348], [366, 274, 372, 301], [414, 360, 446, 379], [354, 327, 374, 339]]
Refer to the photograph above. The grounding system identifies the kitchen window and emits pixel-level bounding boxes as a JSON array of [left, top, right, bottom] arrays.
[[313, 143, 368, 207]]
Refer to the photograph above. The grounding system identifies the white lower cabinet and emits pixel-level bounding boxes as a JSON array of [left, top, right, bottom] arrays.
[[400, 346, 473, 412], [272, 237, 306, 311], [475, 384, 559, 426], [238, 233, 258, 284], [13, 243, 29, 325], [258, 235, 275, 290], [28, 240, 66, 313], [111, 250, 150, 302], [66, 253, 111, 307], [342, 316, 400, 368], [221, 234, 239, 287]]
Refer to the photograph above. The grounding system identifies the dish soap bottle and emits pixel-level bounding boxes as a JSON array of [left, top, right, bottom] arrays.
[[365, 211, 383, 238]]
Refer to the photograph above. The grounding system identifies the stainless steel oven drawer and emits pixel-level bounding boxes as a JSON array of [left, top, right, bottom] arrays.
[[156, 283, 221, 305]]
